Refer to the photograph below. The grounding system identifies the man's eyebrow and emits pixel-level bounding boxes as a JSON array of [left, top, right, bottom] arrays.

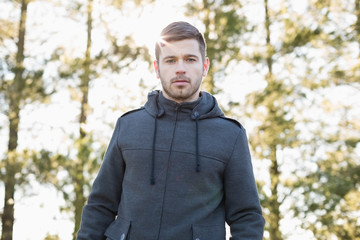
[[184, 54, 199, 59], [163, 55, 177, 60]]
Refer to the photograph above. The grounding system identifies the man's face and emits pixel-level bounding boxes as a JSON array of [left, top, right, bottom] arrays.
[[154, 39, 209, 103]]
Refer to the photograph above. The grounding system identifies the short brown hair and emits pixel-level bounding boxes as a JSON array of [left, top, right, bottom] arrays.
[[155, 21, 207, 62]]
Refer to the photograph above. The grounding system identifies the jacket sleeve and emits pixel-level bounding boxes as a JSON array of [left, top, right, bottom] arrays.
[[77, 118, 124, 240], [224, 127, 265, 240]]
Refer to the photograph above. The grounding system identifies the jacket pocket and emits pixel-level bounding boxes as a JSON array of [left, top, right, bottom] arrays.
[[105, 217, 131, 240], [192, 224, 225, 240]]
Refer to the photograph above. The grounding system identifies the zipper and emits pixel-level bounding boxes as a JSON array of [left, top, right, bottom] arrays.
[[156, 106, 180, 240]]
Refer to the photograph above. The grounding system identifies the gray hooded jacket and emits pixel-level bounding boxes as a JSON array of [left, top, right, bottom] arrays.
[[77, 90, 265, 240]]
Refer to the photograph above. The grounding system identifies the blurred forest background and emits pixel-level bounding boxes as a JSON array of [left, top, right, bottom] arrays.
[[0, 0, 359, 239]]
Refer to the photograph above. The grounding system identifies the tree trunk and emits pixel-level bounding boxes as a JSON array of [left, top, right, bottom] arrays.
[[1, 0, 28, 239], [264, 0, 273, 77], [355, 0, 360, 56], [201, 0, 216, 94], [73, 0, 93, 238], [268, 145, 282, 240], [264, 0, 282, 239]]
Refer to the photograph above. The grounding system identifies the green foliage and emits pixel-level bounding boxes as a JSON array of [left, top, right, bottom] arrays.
[[247, 80, 300, 151], [243, 1, 313, 238], [246, 79, 301, 240], [0, 149, 63, 205], [0, 18, 16, 46], [1, 0, 359, 239], [0, 0, 57, 238], [185, 0, 248, 93], [44, 0, 153, 238], [51, 36, 151, 84], [104, 0, 154, 9], [43, 233, 60, 240], [31, 150, 67, 184], [242, 0, 357, 239], [294, 143, 360, 239], [47, 134, 102, 203], [285, 1, 360, 238], [0, 57, 52, 111], [96, 35, 152, 73], [281, 26, 321, 54], [290, 100, 360, 239]]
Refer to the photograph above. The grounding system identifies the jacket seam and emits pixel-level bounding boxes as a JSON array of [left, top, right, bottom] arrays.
[[224, 128, 243, 169], [115, 118, 123, 153], [156, 107, 179, 239], [120, 107, 145, 118], [121, 148, 226, 164]]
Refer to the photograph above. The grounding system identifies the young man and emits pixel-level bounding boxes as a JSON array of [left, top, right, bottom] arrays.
[[77, 21, 265, 240]]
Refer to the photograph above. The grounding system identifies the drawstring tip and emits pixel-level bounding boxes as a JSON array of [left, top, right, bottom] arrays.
[[150, 178, 155, 185], [196, 165, 200, 172]]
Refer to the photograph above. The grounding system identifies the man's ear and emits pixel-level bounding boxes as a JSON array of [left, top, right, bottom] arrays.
[[154, 60, 160, 79], [203, 57, 210, 77]]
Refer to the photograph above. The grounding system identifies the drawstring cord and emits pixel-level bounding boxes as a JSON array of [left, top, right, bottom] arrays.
[[194, 112, 200, 172], [151, 110, 201, 184], [151, 116, 158, 185]]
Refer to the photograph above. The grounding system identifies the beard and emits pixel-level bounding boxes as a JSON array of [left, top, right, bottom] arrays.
[[160, 73, 202, 103]]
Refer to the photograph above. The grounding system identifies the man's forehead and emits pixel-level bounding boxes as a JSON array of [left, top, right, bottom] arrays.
[[159, 39, 201, 56]]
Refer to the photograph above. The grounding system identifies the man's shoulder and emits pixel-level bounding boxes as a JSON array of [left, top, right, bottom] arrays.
[[120, 107, 146, 118], [218, 116, 244, 130]]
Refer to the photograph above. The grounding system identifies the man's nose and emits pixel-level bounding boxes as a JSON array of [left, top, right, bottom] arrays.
[[175, 60, 186, 74]]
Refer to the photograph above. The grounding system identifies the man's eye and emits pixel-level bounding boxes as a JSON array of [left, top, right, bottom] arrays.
[[165, 59, 175, 63], [186, 58, 196, 62]]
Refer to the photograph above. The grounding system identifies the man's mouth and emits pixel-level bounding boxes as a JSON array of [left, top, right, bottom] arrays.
[[172, 80, 190, 87], [171, 75, 190, 83]]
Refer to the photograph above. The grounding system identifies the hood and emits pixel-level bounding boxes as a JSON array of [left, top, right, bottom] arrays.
[[144, 90, 224, 120], [144, 90, 224, 185]]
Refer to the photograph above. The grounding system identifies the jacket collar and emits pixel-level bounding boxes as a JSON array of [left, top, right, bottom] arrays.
[[144, 90, 224, 120]]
